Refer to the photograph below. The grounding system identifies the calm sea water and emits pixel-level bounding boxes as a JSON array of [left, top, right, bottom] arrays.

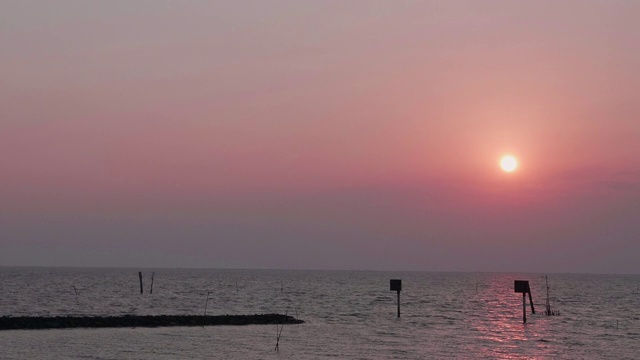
[[1, 268, 639, 359]]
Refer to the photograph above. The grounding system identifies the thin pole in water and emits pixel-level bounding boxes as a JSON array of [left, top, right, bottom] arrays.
[[545, 275, 551, 315], [275, 323, 279, 351], [73, 284, 79, 304], [390, 279, 402, 318], [275, 311, 286, 351], [523, 292, 527, 324], [528, 290, 535, 314], [150, 272, 155, 294], [139, 272, 143, 294], [204, 291, 211, 316]]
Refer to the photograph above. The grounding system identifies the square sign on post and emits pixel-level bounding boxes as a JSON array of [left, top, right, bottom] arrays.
[[390, 279, 401, 318], [514, 280, 535, 323], [390, 279, 402, 292], [514, 280, 530, 294]]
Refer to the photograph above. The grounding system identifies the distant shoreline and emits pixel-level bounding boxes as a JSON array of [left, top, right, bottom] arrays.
[[0, 314, 303, 330], [1, 266, 638, 276]]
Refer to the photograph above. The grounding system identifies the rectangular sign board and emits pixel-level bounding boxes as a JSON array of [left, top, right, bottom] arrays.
[[390, 279, 402, 292], [514, 280, 530, 293]]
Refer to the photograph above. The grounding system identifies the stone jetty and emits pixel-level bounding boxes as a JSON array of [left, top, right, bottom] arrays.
[[0, 314, 303, 330]]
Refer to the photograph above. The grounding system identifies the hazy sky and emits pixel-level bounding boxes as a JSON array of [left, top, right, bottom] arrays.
[[1, 1, 639, 273]]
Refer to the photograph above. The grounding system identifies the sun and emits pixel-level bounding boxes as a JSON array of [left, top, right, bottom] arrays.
[[500, 155, 518, 172]]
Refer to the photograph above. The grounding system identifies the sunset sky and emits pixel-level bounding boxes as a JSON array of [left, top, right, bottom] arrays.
[[2, 1, 639, 273]]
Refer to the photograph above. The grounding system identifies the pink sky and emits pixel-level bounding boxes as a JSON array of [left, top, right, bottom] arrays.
[[1, 1, 639, 272]]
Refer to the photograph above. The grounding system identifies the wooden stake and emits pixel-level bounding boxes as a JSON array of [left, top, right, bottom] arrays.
[[275, 311, 286, 351], [73, 284, 79, 304], [545, 275, 551, 315], [204, 291, 211, 316], [139, 272, 143, 294], [390, 279, 402, 318], [515, 280, 535, 323], [523, 293, 527, 324], [150, 272, 155, 294]]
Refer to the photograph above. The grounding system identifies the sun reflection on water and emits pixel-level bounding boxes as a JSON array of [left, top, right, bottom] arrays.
[[468, 274, 554, 359]]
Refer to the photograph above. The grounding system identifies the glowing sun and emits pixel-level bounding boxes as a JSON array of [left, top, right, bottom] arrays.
[[500, 155, 518, 172]]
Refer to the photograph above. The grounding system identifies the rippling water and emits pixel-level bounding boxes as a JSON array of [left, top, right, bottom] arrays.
[[1, 268, 639, 359]]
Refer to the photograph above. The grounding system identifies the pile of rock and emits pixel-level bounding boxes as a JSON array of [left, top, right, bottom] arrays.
[[0, 314, 304, 330]]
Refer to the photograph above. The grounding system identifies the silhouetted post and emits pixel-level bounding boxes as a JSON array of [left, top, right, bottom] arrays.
[[139, 272, 143, 294], [522, 292, 526, 323], [544, 275, 550, 315], [514, 280, 534, 324], [529, 290, 535, 314], [150, 272, 155, 294], [72, 284, 79, 304], [204, 291, 211, 316], [274, 310, 287, 351], [390, 279, 402, 318]]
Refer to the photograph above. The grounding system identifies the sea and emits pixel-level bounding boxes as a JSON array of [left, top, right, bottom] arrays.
[[1, 268, 639, 359]]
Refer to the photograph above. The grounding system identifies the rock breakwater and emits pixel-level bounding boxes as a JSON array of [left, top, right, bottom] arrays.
[[0, 314, 303, 330]]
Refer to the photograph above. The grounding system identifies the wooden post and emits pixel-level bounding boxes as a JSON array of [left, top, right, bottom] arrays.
[[390, 279, 402, 318], [150, 272, 155, 294], [515, 280, 534, 324], [139, 272, 143, 294], [545, 275, 551, 315], [274, 310, 286, 351], [73, 284, 79, 304], [522, 293, 527, 324], [204, 291, 211, 316]]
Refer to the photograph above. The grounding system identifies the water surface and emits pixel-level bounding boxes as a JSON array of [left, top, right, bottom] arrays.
[[1, 268, 638, 359]]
